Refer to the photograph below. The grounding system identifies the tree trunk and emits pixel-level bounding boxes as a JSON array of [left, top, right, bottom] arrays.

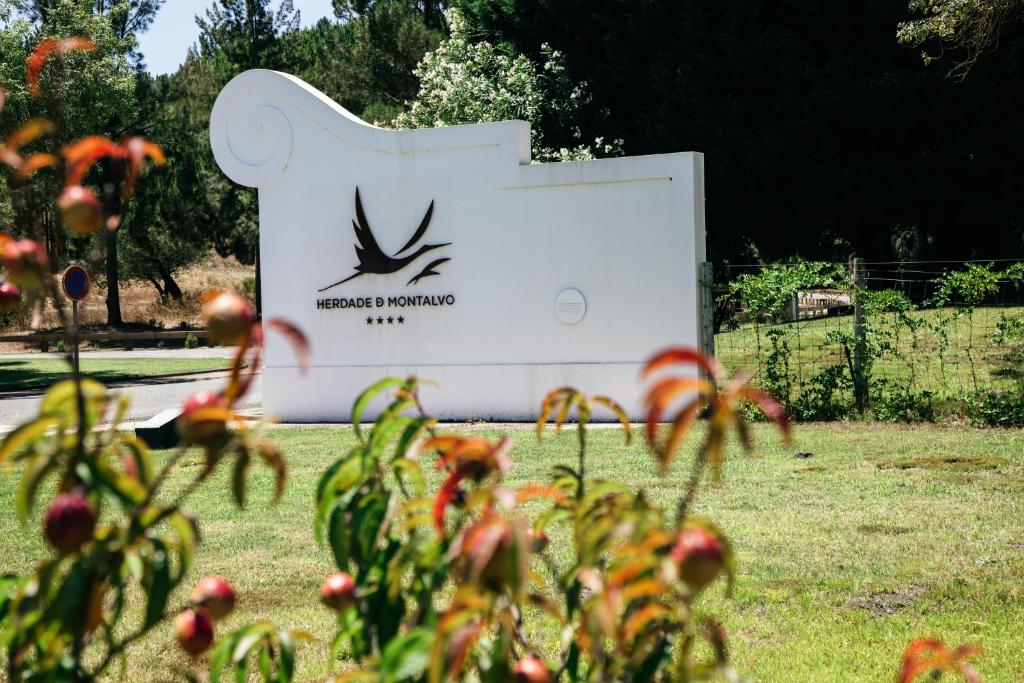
[[105, 228, 123, 326], [161, 269, 183, 301]]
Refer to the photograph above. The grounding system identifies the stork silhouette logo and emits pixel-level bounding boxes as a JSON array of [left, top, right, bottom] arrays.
[[319, 188, 450, 292]]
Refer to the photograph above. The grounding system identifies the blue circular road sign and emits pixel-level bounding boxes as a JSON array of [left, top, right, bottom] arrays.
[[61, 265, 90, 301]]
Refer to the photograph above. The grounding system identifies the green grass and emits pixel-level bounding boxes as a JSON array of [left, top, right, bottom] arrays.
[[0, 357, 231, 391], [715, 305, 1024, 397], [1, 423, 1023, 681]]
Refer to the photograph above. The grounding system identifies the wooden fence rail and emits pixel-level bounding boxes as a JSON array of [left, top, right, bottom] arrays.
[[0, 329, 210, 351]]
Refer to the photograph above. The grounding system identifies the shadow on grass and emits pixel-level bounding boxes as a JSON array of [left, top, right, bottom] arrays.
[[0, 360, 237, 394]]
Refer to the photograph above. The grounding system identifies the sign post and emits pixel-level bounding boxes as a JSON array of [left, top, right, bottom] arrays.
[[61, 265, 91, 375]]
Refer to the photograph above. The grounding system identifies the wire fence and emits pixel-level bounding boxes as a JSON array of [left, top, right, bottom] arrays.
[[709, 259, 1024, 418]]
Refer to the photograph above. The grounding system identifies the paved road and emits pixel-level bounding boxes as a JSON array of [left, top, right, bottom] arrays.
[[0, 373, 261, 432]]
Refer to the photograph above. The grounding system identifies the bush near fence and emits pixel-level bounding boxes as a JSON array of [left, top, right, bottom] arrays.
[[712, 260, 1024, 425]]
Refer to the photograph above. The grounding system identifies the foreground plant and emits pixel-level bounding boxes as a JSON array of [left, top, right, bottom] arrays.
[[0, 37, 309, 682]]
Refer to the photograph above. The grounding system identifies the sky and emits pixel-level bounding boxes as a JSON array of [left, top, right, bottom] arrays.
[[138, 0, 336, 76]]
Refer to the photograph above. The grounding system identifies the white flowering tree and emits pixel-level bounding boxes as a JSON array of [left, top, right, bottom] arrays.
[[393, 9, 620, 162]]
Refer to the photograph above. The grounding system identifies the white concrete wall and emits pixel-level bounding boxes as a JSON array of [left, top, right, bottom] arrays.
[[210, 69, 705, 421]]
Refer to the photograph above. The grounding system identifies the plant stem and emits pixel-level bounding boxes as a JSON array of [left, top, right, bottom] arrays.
[[675, 433, 712, 525]]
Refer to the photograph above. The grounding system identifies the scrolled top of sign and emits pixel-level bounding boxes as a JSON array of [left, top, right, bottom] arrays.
[[209, 74, 294, 188]]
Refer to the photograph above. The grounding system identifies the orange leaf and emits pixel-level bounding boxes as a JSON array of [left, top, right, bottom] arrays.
[[642, 347, 723, 380], [658, 398, 702, 473], [898, 638, 982, 683], [514, 483, 566, 506], [622, 602, 670, 643], [737, 386, 791, 441], [5, 119, 54, 151], [63, 136, 124, 185], [592, 395, 632, 444], [643, 377, 707, 449], [15, 153, 57, 180], [27, 38, 95, 97]]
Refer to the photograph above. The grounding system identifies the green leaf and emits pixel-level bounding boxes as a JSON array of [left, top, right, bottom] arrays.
[[392, 417, 435, 463], [369, 412, 413, 459], [391, 458, 425, 497], [210, 634, 236, 683], [167, 512, 198, 580], [328, 506, 353, 570], [117, 434, 154, 485], [379, 627, 432, 680], [352, 378, 407, 444], [0, 415, 59, 464], [354, 491, 390, 563], [277, 630, 295, 683], [233, 623, 271, 663], [15, 451, 59, 519], [232, 450, 251, 508], [143, 540, 171, 628]]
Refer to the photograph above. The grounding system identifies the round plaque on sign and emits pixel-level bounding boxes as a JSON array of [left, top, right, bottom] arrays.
[[61, 265, 91, 302], [554, 288, 586, 325]]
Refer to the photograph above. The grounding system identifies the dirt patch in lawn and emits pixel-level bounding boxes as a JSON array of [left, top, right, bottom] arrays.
[[876, 455, 1005, 472], [848, 585, 926, 616], [856, 523, 912, 536]]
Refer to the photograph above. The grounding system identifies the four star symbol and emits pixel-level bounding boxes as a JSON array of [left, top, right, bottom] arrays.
[[365, 315, 406, 325]]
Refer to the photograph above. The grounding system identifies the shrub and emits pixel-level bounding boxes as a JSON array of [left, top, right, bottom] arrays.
[[184, 332, 199, 349], [966, 390, 1024, 428]]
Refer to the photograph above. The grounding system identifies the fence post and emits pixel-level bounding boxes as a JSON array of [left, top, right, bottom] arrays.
[[700, 260, 716, 360], [700, 262, 715, 359], [850, 256, 867, 409]]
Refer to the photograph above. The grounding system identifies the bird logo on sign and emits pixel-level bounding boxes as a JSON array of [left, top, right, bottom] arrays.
[[318, 188, 450, 292]]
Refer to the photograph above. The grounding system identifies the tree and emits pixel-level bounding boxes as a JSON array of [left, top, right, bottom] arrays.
[[196, 0, 300, 72], [190, 0, 300, 316], [455, 0, 1024, 264], [393, 9, 619, 161], [282, 2, 443, 123], [118, 75, 209, 301], [899, 0, 1022, 74], [0, 0, 142, 325]]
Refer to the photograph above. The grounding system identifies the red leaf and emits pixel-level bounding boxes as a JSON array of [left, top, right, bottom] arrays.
[[433, 469, 465, 531], [27, 38, 95, 97], [63, 136, 124, 186], [642, 347, 723, 380], [121, 136, 166, 198], [737, 387, 791, 441]]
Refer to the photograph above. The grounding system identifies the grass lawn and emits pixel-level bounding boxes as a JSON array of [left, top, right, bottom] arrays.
[[715, 305, 1024, 397], [1, 422, 1022, 681], [0, 357, 231, 391]]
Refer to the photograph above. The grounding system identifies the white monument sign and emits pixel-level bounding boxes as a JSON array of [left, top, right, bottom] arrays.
[[210, 70, 706, 421]]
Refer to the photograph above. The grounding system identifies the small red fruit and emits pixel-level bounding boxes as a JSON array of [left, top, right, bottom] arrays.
[[0, 281, 21, 312], [512, 655, 552, 683], [202, 291, 254, 345], [175, 609, 214, 655], [2, 238, 48, 289], [319, 572, 356, 611], [178, 390, 229, 446], [57, 185, 102, 235], [671, 526, 725, 590], [191, 576, 236, 620], [43, 492, 96, 554]]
